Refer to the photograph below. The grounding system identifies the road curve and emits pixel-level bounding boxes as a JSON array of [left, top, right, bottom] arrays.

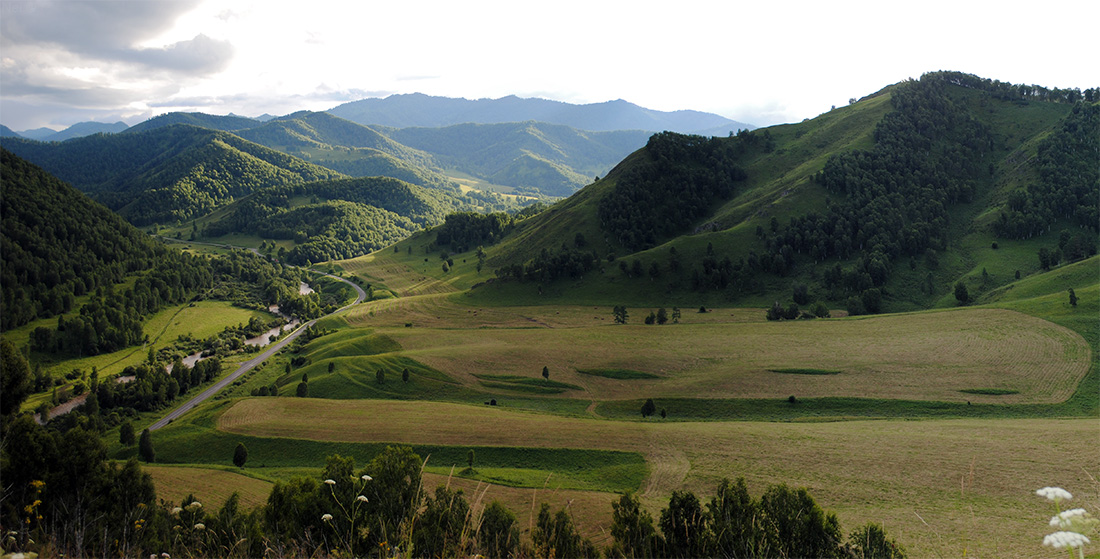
[[148, 262, 366, 431]]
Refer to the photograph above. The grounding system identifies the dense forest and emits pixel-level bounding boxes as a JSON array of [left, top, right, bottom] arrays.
[[992, 102, 1099, 239], [0, 125, 342, 225], [1, 150, 323, 356], [598, 131, 751, 251], [203, 176, 497, 264]]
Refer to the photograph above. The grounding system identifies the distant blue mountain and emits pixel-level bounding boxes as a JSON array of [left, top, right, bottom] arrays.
[[0, 125, 22, 138], [328, 93, 754, 134], [45, 121, 129, 141]]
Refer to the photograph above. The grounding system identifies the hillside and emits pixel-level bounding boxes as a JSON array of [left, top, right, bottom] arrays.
[[200, 175, 497, 264], [328, 92, 752, 133], [387, 121, 651, 196], [0, 148, 168, 330], [416, 72, 1097, 313], [0, 125, 343, 225]]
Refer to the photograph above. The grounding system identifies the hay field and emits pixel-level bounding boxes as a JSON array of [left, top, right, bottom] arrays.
[[340, 307, 1089, 404], [144, 465, 273, 510], [216, 397, 1098, 559]]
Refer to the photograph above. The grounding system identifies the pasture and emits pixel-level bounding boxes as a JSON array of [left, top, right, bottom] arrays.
[[175, 396, 1099, 559], [311, 304, 1090, 405]]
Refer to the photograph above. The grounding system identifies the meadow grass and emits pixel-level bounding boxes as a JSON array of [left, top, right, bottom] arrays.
[[576, 368, 660, 380], [194, 396, 1097, 559]]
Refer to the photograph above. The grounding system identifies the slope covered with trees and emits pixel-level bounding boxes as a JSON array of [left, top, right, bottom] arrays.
[[0, 125, 343, 225]]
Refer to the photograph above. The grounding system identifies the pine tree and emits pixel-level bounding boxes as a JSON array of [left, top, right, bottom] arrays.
[[138, 428, 155, 462]]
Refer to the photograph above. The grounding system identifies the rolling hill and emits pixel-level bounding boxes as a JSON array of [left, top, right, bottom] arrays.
[[0, 124, 343, 225], [417, 72, 1097, 314]]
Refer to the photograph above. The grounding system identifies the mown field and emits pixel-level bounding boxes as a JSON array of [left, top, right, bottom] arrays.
[[136, 254, 1097, 559]]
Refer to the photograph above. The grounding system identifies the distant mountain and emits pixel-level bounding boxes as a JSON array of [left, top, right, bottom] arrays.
[[47, 121, 129, 141], [0, 125, 21, 138], [234, 111, 458, 192], [328, 93, 753, 134], [387, 121, 651, 196], [15, 127, 55, 140], [1, 124, 342, 225], [124, 112, 261, 134]]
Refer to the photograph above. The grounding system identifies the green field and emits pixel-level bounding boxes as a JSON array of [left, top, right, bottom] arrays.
[[132, 251, 1099, 558]]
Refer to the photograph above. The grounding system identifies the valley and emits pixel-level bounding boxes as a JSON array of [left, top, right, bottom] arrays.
[[2, 72, 1096, 558]]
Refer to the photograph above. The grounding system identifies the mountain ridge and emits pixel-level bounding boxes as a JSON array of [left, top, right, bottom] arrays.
[[328, 93, 753, 133]]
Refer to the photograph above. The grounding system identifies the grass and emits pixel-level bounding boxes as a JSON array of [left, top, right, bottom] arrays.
[[180, 396, 1097, 559], [143, 465, 274, 510], [576, 368, 660, 380], [959, 388, 1020, 396], [768, 368, 842, 375]]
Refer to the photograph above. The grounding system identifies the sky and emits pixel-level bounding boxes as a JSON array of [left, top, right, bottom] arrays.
[[2, 0, 1098, 132]]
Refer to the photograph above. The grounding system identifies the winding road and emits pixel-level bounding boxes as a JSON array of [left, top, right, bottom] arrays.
[[148, 262, 366, 431]]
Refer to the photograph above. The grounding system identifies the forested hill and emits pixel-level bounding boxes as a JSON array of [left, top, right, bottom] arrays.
[[0, 125, 343, 225], [201, 176, 492, 265], [0, 149, 198, 331], [123, 112, 261, 134], [471, 71, 1097, 312]]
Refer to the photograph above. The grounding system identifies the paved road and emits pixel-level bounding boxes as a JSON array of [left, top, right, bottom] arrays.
[[148, 259, 366, 431]]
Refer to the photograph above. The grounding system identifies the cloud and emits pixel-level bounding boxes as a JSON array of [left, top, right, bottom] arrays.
[[0, 0, 233, 129]]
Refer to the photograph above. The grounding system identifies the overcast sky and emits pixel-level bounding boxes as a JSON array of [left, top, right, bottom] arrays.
[[2, 0, 1097, 131]]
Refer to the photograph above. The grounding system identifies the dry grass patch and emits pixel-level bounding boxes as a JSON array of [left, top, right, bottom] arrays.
[[218, 398, 1097, 559], [424, 473, 616, 546], [339, 252, 457, 297], [144, 465, 273, 510], [380, 308, 1087, 404]]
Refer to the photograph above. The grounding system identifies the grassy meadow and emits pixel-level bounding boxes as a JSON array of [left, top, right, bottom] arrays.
[[132, 247, 1100, 558]]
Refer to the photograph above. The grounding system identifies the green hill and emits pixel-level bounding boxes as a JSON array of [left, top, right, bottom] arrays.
[[388, 121, 651, 196], [432, 72, 1096, 312], [1, 125, 343, 225], [233, 111, 460, 192], [200, 176, 501, 264], [123, 112, 262, 134]]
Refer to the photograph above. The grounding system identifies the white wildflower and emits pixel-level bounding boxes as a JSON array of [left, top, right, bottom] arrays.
[[1036, 486, 1073, 501], [194, 523, 205, 531], [1043, 531, 1090, 549], [357, 495, 368, 502], [322, 513, 333, 522], [361, 474, 373, 481], [1050, 508, 1089, 528], [324, 479, 336, 485], [171, 507, 182, 515]]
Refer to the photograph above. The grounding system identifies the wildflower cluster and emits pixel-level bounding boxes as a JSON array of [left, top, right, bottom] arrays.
[[1037, 486, 1098, 558], [321, 473, 373, 556]]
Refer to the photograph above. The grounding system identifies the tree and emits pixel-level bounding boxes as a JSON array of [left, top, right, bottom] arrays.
[[613, 305, 629, 324], [709, 478, 764, 557], [811, 301, 831, 318], [296, 380, 308, 397], [328, 361, 335, 373], [402, 368, 410, 383], [233, 442, 249, 467], [656, 308, 669, 325], [792, 283, 810, 305], [1038, 247, 1052, 270], [138, 428, 155, 462], [954, 281, 969, 305], [376, 369, 385, 384], [846, 522, 906, 558], [1068, 288, 1078, 307], [641, 398, 657, 418], [608, 492, 662, 558], [671, 307, 681, 324], [760, 484, 842, 558], [480, 500, 520, 558], [1, 339, 32, 419], [119, 420, 136, 446], [467, 448, 475, 469], [660, 490, 708, 558], [644, 311, 656, 325]]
